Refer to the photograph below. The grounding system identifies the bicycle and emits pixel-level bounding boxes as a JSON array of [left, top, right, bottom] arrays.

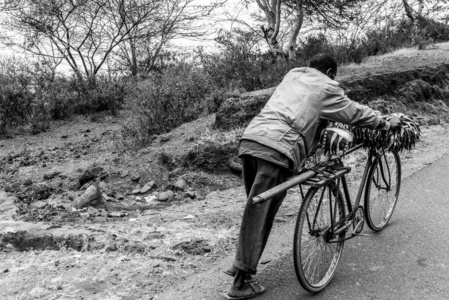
[[253, 130, 401, 293]]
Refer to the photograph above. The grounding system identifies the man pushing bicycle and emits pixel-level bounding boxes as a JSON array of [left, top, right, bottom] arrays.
[[224, 53, 402, 300]]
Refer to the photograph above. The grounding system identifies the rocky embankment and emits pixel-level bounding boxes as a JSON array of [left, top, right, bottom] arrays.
[[215, 64, 449, 130]]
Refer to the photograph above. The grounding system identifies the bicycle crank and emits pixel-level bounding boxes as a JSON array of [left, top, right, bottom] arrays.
[[349, 206, 365, 237]]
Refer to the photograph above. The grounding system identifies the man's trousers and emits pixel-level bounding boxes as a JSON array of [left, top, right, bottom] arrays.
[[233, 155, 291, 275]]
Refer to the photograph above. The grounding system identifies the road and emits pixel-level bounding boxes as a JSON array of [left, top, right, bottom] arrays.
[[158, 152, 449, 300], [256, 153, 449, 300]]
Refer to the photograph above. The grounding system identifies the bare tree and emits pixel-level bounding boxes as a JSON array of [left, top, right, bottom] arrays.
[[114, 0, 225, 76], [401, 0, 449, 43], [0, 0, 162, 85], [402, 0, 449, 22]]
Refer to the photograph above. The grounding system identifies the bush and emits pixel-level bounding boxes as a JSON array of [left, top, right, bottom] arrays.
[[198, 29, 302, 93], [72, 76, 128, 116], [0, 84, 34, 134], [0, 57, 35, 134], [295, 18, 443, 66], [417, 17, 449, 42], [121, 62, 213, 147]]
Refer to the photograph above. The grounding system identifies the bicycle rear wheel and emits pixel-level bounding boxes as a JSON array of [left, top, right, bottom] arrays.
[[364, 150, 401, 232], [293, 182, 346, 293]]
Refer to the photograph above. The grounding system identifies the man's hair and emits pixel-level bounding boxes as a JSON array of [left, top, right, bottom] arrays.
[[309, 53, 337, 74]]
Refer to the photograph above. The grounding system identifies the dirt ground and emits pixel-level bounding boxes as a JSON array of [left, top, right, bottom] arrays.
[[1, 43, 449, 300]]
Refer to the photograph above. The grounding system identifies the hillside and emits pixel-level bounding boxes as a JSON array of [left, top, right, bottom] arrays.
[[1, 42, 449, 299]]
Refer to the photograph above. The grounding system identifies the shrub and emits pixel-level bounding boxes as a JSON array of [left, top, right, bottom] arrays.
[[198, 29, 301, 93], [0, 57, 34, 134], [72, 76, 128, 116], [121, 62, 213, 147], [0, 84, 34, 134]]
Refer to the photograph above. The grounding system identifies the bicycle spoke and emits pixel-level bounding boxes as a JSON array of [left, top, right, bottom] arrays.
[[365, 151, 401, 231], [294, 183, 345, 291]]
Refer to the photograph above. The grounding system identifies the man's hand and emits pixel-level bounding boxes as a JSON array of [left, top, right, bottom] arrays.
[[388, 116, 402, 130]]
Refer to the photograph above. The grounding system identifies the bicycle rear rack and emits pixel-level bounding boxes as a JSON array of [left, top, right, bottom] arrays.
[[302, 166, 351, 188]]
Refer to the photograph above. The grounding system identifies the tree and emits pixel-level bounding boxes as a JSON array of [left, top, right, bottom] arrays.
[[0, 0, 162, 85], [113, 0, 225, 76], [252, 0, 362, 61], [401, 0, 449, 42]]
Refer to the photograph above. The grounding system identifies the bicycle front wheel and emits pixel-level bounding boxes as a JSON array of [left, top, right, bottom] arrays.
[[364, 150, 401, 232], [293, 183, 346, 293]]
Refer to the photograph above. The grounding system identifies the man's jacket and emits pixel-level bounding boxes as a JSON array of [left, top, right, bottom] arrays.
[[241, 67, 382, 173]]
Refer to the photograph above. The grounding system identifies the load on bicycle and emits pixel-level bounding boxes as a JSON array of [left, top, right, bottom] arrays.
[[224, 53, 420, 300]]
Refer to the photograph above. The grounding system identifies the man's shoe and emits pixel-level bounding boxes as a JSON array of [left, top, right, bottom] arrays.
[[224, 277, 266, 299]]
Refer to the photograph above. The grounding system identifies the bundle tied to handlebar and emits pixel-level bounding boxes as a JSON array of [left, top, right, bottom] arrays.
[[347, 113, 420, 152]]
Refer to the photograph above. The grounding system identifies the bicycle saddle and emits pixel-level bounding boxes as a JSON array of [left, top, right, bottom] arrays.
[[321, 127, 354, 155]]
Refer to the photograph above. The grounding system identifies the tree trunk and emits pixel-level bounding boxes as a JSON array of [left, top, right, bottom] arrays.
[[257, 0, 285, 60], [287, 0, 304, 61], [264, 27, 285, 59], [130, 39, 138, 76], [402, 0, 415, 21]]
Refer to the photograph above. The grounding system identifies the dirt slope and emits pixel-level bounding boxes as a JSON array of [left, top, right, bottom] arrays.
[[1, 43, 449, 300]]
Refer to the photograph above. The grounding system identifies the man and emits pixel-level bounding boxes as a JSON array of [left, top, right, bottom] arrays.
[[224, 53, 402, 300]]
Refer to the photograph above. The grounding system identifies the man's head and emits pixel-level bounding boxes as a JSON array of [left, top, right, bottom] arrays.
[[309, 53, 338, 80]]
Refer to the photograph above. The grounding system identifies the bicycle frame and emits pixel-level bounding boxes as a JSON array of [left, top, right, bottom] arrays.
[[252, 143, 394, 240], [341, 144, 374, 214], [309, 145, 396, 242]]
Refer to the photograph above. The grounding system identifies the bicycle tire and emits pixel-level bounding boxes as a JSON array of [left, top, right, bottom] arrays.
[[364, 151, 401, 232], [293, 182, 346, 293]]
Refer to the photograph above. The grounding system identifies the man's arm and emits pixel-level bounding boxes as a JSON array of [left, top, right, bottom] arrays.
[[320, 85, 400, 130]]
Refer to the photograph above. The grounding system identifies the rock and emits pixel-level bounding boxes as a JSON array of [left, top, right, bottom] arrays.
[[428, 116, 440, 125], [87, 206, 98, 215], [23, 179, 33, 186], [215, 88, 275, 130], [173, 179, 187, 191], [131, 174, 141, 182], [78, 166, 105, 186], [169, 167, 184, 177], [160, 136, 170, 143], [171, 239, 211, 255], [398, 79, 433, 102], [183, 190, 196, 199], [131, 188, 141, 195], [140, 181, 155, 194], [120, 170, 129, 178], [158, 190, 175, 202], [72, 185, 101, 209], [0, 192, 17, 220], [145, 195, 158, 203], [98, 181, 108, 193], [94, 217, 107, 223], [228, 156, 242, 173], [18, 183, 54, 203], [183, 215, 196, 220], [43, 171, 61, 180], [144, 233, 165, 240], [101, 193, 116, 202]]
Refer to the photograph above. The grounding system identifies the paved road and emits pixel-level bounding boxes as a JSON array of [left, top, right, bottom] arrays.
[[256, 153, 449, 300]]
